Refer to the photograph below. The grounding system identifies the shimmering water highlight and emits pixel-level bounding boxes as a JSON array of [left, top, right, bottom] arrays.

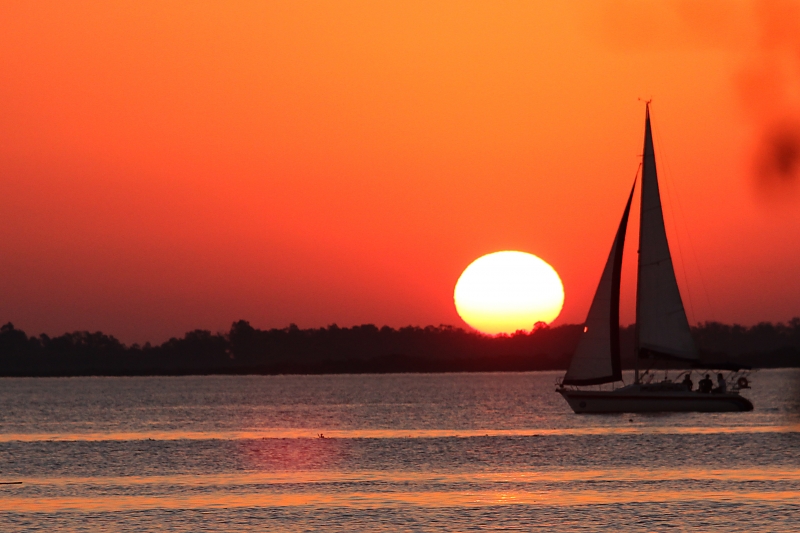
[[1, 370, 798, 531]]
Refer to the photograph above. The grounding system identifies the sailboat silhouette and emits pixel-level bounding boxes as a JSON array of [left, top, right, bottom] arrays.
[[557, 105, 753, 413]]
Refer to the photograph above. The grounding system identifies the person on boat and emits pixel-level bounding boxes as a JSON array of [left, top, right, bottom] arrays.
[[682, 373, 693, 391], [698, 374, 713, 393], [713, 373, 727, 394]]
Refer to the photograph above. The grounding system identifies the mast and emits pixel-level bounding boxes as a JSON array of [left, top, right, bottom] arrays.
[[634, 106, 647, 385]]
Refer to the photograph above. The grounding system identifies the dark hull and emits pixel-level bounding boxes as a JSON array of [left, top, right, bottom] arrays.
[[558, 388, 754, 413]]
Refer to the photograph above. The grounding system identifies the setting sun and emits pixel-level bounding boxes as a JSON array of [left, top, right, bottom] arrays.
[[453, 251, 564, 335]]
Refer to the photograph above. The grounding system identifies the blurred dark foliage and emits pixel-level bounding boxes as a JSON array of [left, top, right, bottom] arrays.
[[0, 319, 798, 376]]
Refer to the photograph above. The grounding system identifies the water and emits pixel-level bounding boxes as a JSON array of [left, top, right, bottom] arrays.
[[0, 370, 798, 531]]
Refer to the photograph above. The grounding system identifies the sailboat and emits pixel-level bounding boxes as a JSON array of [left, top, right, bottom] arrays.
[[557, 104, 753, 413]]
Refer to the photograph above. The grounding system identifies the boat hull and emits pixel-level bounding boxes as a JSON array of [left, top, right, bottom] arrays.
[[558, 388, 753, 413]]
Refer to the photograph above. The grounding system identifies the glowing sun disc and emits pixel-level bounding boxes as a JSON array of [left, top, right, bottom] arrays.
[[454, 251, 564, 335]]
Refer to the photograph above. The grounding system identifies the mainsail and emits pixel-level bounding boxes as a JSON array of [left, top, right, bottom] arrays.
[[636, 106, 698, 361], [562, 181, 635, 385]]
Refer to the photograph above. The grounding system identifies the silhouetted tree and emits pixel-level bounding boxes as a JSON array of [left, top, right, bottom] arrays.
[[0, 319, 797, 376]]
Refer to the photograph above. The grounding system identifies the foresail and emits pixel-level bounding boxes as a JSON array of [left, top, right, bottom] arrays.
[[636, 106, 698, 361], [563, 181, 635, 386]]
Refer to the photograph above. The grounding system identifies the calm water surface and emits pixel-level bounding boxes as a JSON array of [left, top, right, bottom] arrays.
[[0, 370, 798, 531]]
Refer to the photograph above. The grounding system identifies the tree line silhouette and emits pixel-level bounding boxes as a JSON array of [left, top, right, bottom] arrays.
[[0, 319, 798, 376]]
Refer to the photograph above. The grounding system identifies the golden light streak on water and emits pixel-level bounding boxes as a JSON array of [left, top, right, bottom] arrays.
[[2, 488, 799, 513], [8, 467, 800, 488], [0, 424, 798, 443]]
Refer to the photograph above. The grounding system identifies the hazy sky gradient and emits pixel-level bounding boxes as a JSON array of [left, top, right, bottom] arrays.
[[2, 1, 799, 343]]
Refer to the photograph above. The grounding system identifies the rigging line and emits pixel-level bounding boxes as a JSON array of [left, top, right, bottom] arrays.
[[651, 111, 716, 323], [680, 206, 716, 323], [666, 156, 717, 324], [650, 108, 697, 325]]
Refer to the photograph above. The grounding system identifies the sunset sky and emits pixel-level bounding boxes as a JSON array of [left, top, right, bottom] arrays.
[[2, 1, 800, 343]]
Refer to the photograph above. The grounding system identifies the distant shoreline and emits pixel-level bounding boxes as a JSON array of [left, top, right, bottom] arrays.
[[1, 319, 798, 377]]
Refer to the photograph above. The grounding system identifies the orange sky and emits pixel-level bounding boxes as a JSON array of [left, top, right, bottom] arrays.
[[2, 1, 800, 343]]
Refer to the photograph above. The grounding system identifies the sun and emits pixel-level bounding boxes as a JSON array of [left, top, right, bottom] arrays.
[[454, 251, 564, 335]]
